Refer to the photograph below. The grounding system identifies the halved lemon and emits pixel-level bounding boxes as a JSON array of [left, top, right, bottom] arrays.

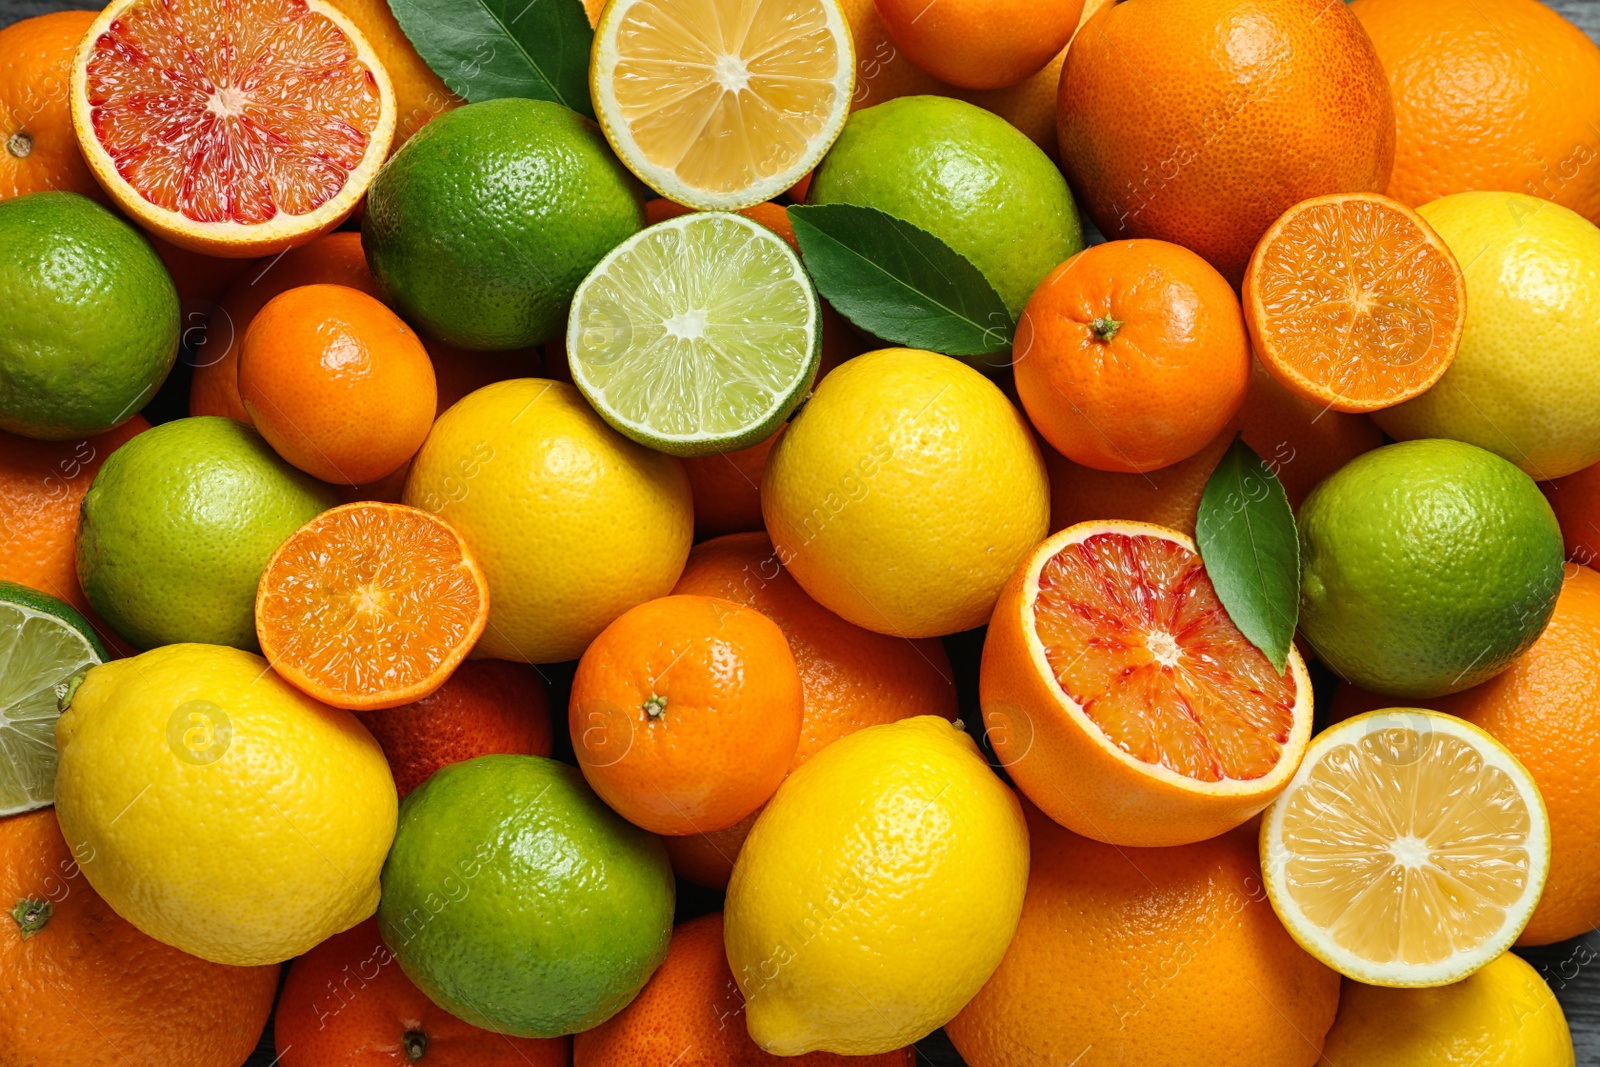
[[1261, 708, 1550, 988], [591, 0, 854, 211], [980, 520, 1314, 848], [70, 0, 396, 257]]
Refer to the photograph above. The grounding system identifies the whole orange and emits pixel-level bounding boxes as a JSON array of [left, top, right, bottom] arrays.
[[1047, 359, 1383, 534], [239, 283, 437, 485], [945, 803, 1339, 1067], [275, 917, 569, 1067], [189, 231, 379, 423], [683, 430, 781, 540], [662, 531, 957, 886], [1330, 564, 1600, 946], [354, 659, 554, 797], [1543, 461, 1600, 568], [1014, 239, 1251, 473], [0, 11, 99, 201], [0, 809, 280, 1067], [0, 417, 146, 650], [574, 912, 915, 1067], [873, 0, 1083, 90], [1058, 0, 1394, 284], [1351, 0, 1600, 222], [569, 593, 805, 836]]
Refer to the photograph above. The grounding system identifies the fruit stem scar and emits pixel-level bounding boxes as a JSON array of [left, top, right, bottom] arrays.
[[1091, 315, 1124, 342], [642, 693, 667, 721], [5, 132, 31, 159], [402, 1029, 427, 1061], [58, 672, 86, 712], [11, 898, 52, 938]]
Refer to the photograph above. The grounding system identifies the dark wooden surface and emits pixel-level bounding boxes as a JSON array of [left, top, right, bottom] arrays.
[[4, 0, 1600, 1063]]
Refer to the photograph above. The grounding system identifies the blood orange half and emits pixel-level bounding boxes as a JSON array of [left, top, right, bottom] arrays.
[[70, 0, 395, 257], [981, 520, 1313, 847], [256, 502, 489, 710]]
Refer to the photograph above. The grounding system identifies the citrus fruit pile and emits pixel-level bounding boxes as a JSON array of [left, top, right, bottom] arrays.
[[3, 0, 1599, 1064]]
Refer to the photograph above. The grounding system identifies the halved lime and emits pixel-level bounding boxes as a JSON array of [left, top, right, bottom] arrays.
[[567, 211, 821, 457], [0, 582, 106, 815]]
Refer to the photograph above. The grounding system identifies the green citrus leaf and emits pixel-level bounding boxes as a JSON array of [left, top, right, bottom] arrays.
[[1195, 437, 1300, 674], [787, 204, 1014, 363], [388, 0, 595, 118]]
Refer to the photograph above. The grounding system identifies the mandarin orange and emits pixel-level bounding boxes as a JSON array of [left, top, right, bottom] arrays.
[[872, 0, 1082, 90], [1015, 239, 1250, 474], [256, 502, 489, 710], [1058, 0, 1394, 284], [189, 231, 379, 422], [0, 11, 98, 201], [0, 809, 280, 1067], [1543, 461, 1600, 568], [570, 593, 804, 836], [946, 804, 1340, 1067], [239, 283, 436, 485], [663, 531, 957, 885]]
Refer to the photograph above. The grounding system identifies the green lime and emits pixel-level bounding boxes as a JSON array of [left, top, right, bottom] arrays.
[[0, 581, 105, 815], [0, 192, 179, 441], [363, 98, 647, 351], [807, 95, 1082, 317], [76, 417, 338, 651], [568, 211, 820, 456], [1297, 439, 1565, 698], [378, 754, 673, 1038]]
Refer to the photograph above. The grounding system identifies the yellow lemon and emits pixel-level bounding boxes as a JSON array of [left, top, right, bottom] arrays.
[[1373, 192, 1600, 480], [403, 379, 693, 663], [761, 349, 1049, 638], [724, 715, 1029, 1055], [52, 643, 396, 966], [1318, 951, 1574, 1066]]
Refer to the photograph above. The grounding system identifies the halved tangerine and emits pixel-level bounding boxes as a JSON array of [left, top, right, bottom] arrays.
[[980, 520, 1313, 847], [70, 0, 395, 257], [1243, 192, 1465, 414], [256, 502, 488, 710]]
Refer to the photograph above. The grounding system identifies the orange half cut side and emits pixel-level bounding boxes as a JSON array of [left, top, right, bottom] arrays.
[[256, 502, 489, 710], [980, 520, 1313, 847], [1243, 192, 1465, 414], [71, 0, 395, 257]]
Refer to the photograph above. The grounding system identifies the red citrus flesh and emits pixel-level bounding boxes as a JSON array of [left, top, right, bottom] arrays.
[[1032, 531, 1298, 782], [81, 0, 384, 224]]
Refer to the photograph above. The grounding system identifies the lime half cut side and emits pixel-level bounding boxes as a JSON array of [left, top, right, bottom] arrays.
[[0, 582, 106, 815], [568, 211, 821, 458]]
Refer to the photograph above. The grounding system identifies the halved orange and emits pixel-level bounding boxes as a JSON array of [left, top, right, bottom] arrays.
[[980, 520, 1313, 847], [1243, 192, 1465, 414], [256, 502, 488, 710], [70, 0, 395, 258]]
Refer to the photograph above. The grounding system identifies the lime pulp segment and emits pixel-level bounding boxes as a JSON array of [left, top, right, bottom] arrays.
[[0, 599, 104, 815], [567, 211, 821, 457]]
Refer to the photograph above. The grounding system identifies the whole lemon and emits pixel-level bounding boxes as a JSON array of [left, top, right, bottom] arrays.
[[1373, 192, 1600, 479], [761, 349, 1049, 638], [403, 379, 693, 663], [53, 644, 397, 966], [1318, 950, 1574, 1066], [724, 715, 1029, 1055]]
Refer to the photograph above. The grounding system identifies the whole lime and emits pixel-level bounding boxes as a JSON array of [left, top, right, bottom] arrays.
[[807, 95, 1082, 316], [1373, 192, 1600, 479], [378, 754, 674, 1038], [0, 191, 178, 440], [363, 98, 647, 350], [76, 417, 338, 651], [1297, 439, 1565, 698]]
